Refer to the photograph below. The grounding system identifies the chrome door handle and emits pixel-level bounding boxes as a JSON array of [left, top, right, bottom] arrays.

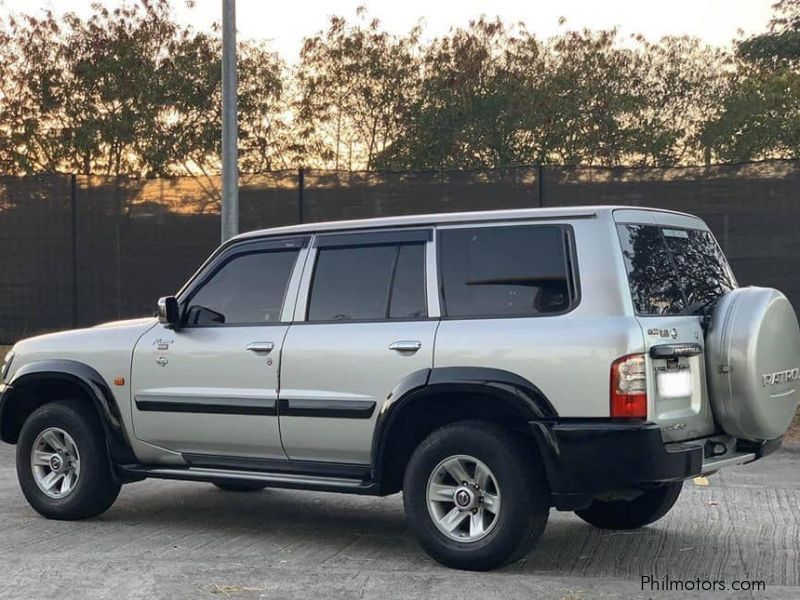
[[389, 340, 422, 352], [246, 341, 275, 354]]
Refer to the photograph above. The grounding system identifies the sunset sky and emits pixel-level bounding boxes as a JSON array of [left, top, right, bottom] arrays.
[[0, 0, 777, 59]]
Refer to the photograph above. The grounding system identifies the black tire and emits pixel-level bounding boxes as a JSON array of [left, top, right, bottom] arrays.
[[402, 420, 550, 571], [213, 482, 267, 492], [16, 400, 121, 520], [575, 482, 683, 530]]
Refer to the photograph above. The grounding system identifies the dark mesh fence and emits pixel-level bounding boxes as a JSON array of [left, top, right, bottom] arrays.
[[0, 175, 74, 340], [301, 167, 540, 221], [74, 176, 219, 326], [0, 161, 797, 342]]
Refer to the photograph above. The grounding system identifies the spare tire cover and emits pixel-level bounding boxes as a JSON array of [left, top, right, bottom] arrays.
[[706, 287, 800, 441]]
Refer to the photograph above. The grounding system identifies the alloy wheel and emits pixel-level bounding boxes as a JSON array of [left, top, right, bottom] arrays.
[[426, 454, 501, 542], [30, 427, 81, 499]]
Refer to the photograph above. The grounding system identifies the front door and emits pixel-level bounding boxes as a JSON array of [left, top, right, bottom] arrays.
[[131, 237, 308, 458], [278, 229, 438, 464]]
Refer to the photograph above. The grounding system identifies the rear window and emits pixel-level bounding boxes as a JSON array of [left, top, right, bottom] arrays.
[[308, 242, 427, 321], [617, 224, 736, 316], [439, 225, 577, 318]]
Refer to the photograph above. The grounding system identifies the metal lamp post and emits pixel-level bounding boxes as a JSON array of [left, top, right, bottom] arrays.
[[221, 0, 239, 242]]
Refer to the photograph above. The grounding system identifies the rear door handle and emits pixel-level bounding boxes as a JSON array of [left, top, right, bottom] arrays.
[[246, 341, 275, 354], [389, 340, 422, 352]]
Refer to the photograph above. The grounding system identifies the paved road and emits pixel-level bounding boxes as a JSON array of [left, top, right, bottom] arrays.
[[1, 443, 799, 600]]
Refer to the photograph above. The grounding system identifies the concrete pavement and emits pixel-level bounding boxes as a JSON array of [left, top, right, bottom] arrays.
[[1, 442, 799, 599]]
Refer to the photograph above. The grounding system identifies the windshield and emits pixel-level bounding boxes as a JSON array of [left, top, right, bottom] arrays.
[[617, 224, 737, 316]]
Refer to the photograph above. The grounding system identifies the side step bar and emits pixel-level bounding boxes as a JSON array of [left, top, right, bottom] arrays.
[[118, 464, 382, 496]]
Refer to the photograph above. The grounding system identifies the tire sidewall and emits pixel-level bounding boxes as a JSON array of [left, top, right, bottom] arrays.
[[403, 423, 547, 568], [16, 401, 117, 519], [575, 482, 683, 530]]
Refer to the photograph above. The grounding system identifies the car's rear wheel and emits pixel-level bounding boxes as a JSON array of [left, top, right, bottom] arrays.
[[213, 482, 267, 492], [575, 482, 683, 530], [402, 420, 550, 571], [16, 400, 121, 520]]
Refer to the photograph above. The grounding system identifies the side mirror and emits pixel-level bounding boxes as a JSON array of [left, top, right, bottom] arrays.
[[157, 296, 180, 329]]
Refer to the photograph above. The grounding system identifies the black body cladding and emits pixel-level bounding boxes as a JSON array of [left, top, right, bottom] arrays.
[[0, 360, 137, 466]]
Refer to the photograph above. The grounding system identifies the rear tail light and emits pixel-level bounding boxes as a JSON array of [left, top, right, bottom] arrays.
[[610, 353, 647, 419]]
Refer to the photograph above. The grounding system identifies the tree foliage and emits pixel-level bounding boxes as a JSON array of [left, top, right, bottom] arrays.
[[294, 8, 420, 170], [0, 1, 797, 174], [374, 22, 728, 168], [0, 0, 286, 176], [704, 0, 800, 160]]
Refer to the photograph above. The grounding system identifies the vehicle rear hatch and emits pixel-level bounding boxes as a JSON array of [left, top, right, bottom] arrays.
[[614, 209, 737, 442]]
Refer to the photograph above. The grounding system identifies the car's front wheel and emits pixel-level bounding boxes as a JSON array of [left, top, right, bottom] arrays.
[[16, 400, 121, 520], [402, 420, 550, 571], [574, 482, 683, 530]]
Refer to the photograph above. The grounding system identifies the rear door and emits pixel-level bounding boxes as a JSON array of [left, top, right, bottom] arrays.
[[615, 210, 736, 441], [277, 229, 438, 464]]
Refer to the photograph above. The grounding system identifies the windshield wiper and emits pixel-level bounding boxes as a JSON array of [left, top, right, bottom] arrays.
[[679, 298, 716, 316], [679, 297, 720, 332]]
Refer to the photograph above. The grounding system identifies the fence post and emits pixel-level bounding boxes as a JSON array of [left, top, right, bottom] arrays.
[[114, 179, 122, 319], [70, 174, 78, 328], [298, 166, 305, 224], [537, 164, 544, 208]]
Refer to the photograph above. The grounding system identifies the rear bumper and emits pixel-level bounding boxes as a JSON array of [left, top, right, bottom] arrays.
[[530, 420, 782, 510]]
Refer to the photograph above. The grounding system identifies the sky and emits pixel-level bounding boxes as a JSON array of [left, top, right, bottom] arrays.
[[0, 0, 777, 59]]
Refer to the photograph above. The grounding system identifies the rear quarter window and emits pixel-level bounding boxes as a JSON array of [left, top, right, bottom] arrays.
[[438, 224, 577, 318]]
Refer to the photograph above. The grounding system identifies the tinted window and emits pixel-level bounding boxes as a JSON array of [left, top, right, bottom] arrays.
[[439, 226, 573, 318], [389, 244, 427, 319], [308, 243, 427, 321], [184, 250, 299, 325], [663, 228, 736, 307], [617, 224, 736, 316], [617, 225, 685, 315]]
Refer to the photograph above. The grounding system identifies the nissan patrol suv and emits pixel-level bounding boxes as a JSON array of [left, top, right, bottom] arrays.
[[1, 206, 798, 571]]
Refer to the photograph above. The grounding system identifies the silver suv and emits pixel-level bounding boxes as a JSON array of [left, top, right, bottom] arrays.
[[2, 206, 799, 571]]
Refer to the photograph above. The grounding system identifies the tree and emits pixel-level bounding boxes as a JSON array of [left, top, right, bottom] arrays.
[[0, 10, 69, 174], [537, 27, 642, 166], [0, 0, 289, 180], [704, 0, 800, 160], [238, 41, 295, 172], [738, 0, 800, 67], [294, 9, 421, 170], [2, 2, 798, 173], [627, 36, 730, 166], [379, 23, 649, 169], [375, 18, 539, 169]]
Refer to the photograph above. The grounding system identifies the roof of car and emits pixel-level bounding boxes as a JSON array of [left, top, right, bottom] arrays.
[[231, 205, 697, 242]]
